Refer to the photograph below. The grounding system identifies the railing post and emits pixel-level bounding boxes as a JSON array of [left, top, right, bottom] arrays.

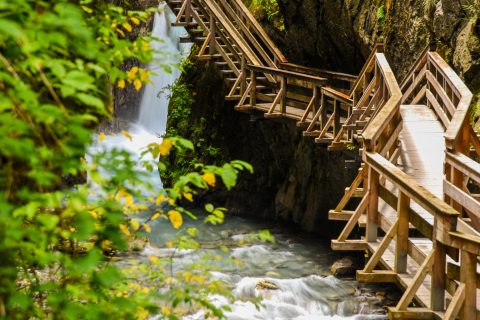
[[240, 55, 246, 95], [460, 250, 476, 319], [320, 92, 327, 129], [250, 69, 256, 107], [209, 15, 216, 55], [185, 0, 192, 23], [280, 76, 286, 114], [333, 99, 340, 136], [366, 166, 379, 242], [395, 191, 410, 273], [431, 240, 446, 311]]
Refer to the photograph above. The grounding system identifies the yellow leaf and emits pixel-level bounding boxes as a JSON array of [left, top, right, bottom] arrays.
[[127, 66, 139, 81], [202, 172, 216, 187], [155, 195, 165, 205], [166, 241, 173, 248], [159, 139, 173, 156], [139, 69, 149, 82], [130, 17, 141, 25], [101, 240, 112, 250], [149, 256, 158, 264], [168, 210, 183, 229], [182, 192, 193, 202], [130, 219, 140, 231], [161, 306, 171, 316], [134, 79, 142, 92], [151, 213, 160, 220], [123, 22, 132, 32], [118, 79, 125, 89], [137, 308, 149, 320], [89, 210, 98, 219], [115, 28, 125, 37], [98, 132, 105, 142], [121, 130, 133, 141], [119, 224, 131, 236], [81, 6, 93, 13], [80, 157, 86, 164], [143, 223, 151, 233]]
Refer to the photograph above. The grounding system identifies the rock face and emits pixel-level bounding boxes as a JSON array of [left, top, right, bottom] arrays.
[[278, 0, 480, 91]]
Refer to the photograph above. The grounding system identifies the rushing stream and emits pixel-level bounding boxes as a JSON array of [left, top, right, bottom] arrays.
[[91, 3, 398, 319]]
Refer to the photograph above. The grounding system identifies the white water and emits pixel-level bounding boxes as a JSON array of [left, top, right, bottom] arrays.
[[138, 3, 191, 135]]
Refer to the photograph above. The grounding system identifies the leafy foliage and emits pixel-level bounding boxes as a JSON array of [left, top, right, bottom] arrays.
[[0, 0, 257, 319]]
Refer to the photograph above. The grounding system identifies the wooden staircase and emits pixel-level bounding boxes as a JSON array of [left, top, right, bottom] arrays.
[[166, 0, 480, 318]]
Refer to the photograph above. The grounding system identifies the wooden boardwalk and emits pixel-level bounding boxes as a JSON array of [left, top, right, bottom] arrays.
[[167, 0, 480, 318]]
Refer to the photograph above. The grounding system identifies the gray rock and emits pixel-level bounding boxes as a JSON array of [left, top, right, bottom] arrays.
[[331, 257, 356, 277]]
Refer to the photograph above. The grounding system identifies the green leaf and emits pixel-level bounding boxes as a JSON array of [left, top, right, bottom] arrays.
[[76, 93, 104, 110], [205, 203, 214, 213]]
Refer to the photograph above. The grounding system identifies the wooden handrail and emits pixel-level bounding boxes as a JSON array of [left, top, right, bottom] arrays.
[[280, 62, 357, 84], [365, 152, 459, 217], [361, 54, 402, 149], [348, 43, 384, 96], [247, 64, 327, 86], [227, 0, 287, 64]]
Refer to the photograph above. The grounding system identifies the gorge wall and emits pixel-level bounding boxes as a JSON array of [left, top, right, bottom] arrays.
[[163, 0, 479, 237], [277, 0, 479, 98]]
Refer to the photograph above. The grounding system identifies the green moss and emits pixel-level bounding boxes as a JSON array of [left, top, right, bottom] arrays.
[[244, 0, 285, 31], [162, 46, 225, 185]]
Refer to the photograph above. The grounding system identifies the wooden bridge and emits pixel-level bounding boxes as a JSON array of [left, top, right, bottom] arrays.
[[166, 0, 480, 318]]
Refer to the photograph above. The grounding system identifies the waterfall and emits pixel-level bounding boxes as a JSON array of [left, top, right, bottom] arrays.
[[137, 2, 191, 135]]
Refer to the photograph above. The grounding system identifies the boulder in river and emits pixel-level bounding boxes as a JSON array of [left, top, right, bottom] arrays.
[[331, 257, 356, 277]]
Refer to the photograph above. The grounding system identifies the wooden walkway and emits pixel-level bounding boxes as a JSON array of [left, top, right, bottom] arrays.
[[166, 1, 480, 318]]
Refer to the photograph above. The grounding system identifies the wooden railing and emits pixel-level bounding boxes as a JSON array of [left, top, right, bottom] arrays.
[[331, 46, 480, 319], [234, 64, 354, 144]]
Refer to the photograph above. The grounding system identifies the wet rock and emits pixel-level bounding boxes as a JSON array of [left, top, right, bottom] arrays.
[[331, 257, 356, 277], [255, 279, 279, 290], [265, 271, 280, 278]]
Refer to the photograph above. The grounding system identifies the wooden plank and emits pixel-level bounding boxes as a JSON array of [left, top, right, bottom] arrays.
[[444, 283, 465, 320], [396, 250, 434, 310], [426, 70, 456, 117], [395, 192, 410, 273], [443, 180, 480, 229], [445, 151, 480, 185], [460, 250, 477, 319], [364, 220, 398, 272], [247, 64, 327, 86], [365, 152, 458, 217], [388, 308, 434, 320], [337, 192, 369, 241], [331, 239, 367, 251], [356, 270, 397, 282], [367, 168, 379, 241], [426, 89, 450, 128]]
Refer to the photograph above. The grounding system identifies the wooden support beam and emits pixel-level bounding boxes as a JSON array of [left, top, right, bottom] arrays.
[[331, 239, 368, 251], [396, 250, 434, 310], [460, 250, 476, 319], [356, 270, 397, 283], [395, 192, 410, 273], [367, 167, 379, 242], [444, 283, 464, 320], [337, 192, 369, 242], [388, 308, 434, 320]]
